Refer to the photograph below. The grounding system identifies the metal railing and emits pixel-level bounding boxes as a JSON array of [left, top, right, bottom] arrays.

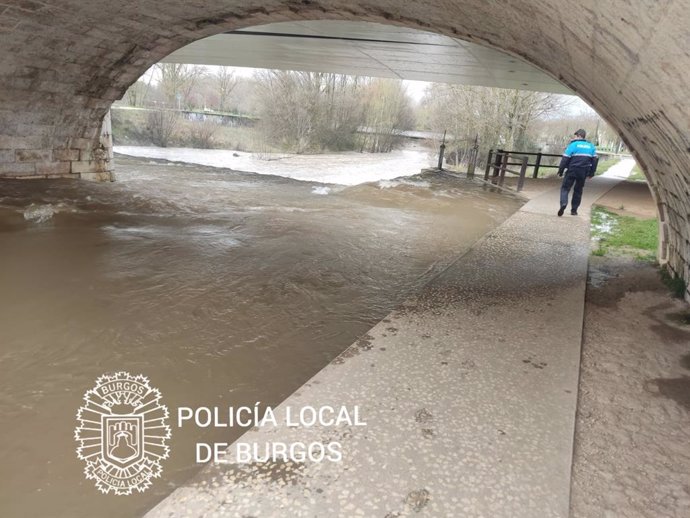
[[436, 132, 480, 176], [483, 150, 528, 192], [483, 149, 564, 192], [485, 149, 562, 182]]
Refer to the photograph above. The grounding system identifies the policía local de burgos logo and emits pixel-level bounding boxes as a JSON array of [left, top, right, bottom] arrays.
[[75, 372, 171, 495]]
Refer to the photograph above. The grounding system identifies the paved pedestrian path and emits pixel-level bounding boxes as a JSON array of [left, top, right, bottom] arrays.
[[147, 176, 623, 518], [600, 157, 636, 179]]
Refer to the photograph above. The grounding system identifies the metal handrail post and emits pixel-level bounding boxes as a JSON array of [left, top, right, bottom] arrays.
[[484, 149, 493, 181], [437, 130, 447, 170], [492, 149, 503, 181], [517, 155, 528, 192], [533, 152, 542, 178], [498, 152, 508, 187]]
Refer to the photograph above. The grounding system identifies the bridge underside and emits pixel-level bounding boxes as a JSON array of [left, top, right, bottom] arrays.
[[161, 21, 572, 94], [0, 0, 688, 292]]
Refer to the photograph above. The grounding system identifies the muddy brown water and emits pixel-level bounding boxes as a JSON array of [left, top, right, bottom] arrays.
[[0, 155, 522, 517]]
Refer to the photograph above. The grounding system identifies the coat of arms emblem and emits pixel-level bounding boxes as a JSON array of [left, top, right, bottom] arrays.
[[75, 372, 171, 495]]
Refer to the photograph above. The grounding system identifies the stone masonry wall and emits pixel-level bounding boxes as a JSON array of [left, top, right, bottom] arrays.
[[0, 0, 688, 296]]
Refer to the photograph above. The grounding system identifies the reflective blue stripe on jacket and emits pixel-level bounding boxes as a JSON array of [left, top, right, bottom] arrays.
[[558, 138, 598, 176]]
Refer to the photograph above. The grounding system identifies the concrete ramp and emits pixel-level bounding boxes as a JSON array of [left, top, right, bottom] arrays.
[[148, 177, 621, 517]]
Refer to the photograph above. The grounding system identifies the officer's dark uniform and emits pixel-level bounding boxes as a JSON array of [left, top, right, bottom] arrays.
[[557, 136, 598, 215]]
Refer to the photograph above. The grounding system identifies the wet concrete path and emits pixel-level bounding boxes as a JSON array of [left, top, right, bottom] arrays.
[[147, 176, 623, 518]]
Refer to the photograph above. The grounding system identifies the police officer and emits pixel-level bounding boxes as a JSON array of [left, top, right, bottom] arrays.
[[557, 129, 598, 216]]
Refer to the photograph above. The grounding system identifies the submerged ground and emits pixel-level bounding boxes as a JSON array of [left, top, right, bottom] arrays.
[[0, 155, 522, 517]]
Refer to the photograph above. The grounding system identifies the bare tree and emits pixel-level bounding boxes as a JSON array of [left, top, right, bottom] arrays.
[[533, 110, 625, 153], [501, 90, 571, 150], [124, 66, 156, 107], [215, 67, 238, 113], [421, 84, 571, 167], [358, 79, 415, 153], [155, 63, 205, 109], [125, 80, 150, 107], [254, 70, 312, 152], [147, 110, 179, 147], [188, 118, 218, 148], [253, 70, 365, 153]]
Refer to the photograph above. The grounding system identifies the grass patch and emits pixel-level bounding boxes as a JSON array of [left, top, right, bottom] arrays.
[[627, 163, 647, 182], [591, 206, 688, 298], [590, 206, 658, 260]]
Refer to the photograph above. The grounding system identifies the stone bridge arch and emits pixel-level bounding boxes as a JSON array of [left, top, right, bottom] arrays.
[[0, 1, 688, 293]]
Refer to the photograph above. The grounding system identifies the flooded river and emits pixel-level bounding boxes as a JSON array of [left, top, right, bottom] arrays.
[[114, 144, 434, 185], [0, 153, 522, 517]]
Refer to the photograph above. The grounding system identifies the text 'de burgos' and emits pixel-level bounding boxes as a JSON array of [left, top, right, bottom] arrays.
[[177, 404, 366, 464]]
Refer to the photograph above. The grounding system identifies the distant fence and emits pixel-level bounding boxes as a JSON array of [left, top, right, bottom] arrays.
[[112, 105, 257, 127], [357, 127, 448, 141]]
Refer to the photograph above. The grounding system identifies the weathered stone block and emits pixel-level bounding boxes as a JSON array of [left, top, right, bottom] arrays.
[[0, 135, 44, 149], [69, 160, 96, 174], [80, 171, 113, 182], [52, 148, 80, 162], [0, 162, 34, 175], [68, 138, 96, 151], [15, 148, 51, 162], [35, 161, 71, 175]]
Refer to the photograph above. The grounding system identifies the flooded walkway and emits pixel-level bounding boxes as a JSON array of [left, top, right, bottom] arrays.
[[0, 155, 521, 517], [148, 176, 624, 517]]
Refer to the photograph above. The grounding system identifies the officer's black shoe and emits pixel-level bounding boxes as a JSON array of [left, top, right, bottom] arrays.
[[558, 206, 566, 217], [571, 210, 578, 216]]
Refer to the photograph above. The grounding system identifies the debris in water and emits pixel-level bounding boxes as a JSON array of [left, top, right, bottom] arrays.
[[23, 204, 56, 223]]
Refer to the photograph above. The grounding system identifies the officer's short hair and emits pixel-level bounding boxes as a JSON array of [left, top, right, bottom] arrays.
[[574, 129, 587, 138]]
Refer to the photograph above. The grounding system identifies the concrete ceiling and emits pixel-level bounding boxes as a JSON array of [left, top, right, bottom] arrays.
[[161, 21, 573, 94]]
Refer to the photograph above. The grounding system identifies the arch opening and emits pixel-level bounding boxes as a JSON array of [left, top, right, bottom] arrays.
[[0, 3, 687, 289]]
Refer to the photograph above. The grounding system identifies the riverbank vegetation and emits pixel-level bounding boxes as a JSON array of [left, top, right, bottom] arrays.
[[627, 163, 647, 182], [112, 109, 275, 152], [590, 206, 687, 297], [591, 206, 657, 261], [113, 64, 630, 163]]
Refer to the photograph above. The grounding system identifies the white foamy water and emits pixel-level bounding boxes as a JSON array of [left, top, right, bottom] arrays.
[[23, 203, 57, 222], [311, 186, 332, 195], [378, 178, 432, 189], [114, 145, 434, 185]]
